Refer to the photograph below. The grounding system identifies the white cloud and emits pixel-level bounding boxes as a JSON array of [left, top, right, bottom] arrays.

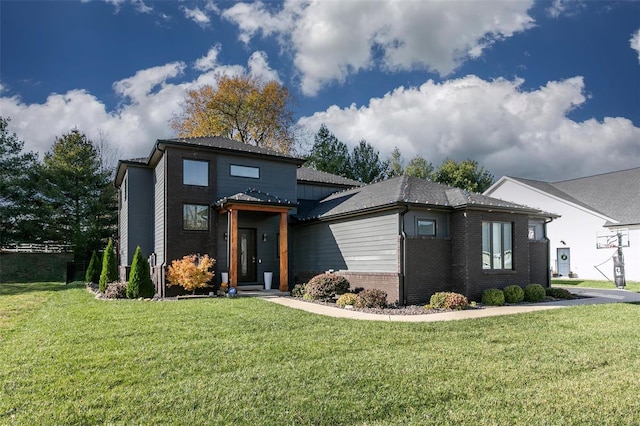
[[194, 45, 221, 72], [222, 0, 536, 96], [631, 29, 640, 63], [298, 75, 640, 181], [0, 48, 280, 162], [182, 6, 210, 27], [547, 0, 585, 18], [131, 0, 152, 14]]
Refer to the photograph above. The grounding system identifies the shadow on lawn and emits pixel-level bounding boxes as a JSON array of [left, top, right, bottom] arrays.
[[552, 279, 585, 286], [0, 282, 83, 297]]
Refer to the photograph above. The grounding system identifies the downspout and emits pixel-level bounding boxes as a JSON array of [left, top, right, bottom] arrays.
[[399, 205, 409, 306], [544, 217, 554, 288]]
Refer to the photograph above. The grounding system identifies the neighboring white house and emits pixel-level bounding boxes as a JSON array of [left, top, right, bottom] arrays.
[[484, 167, 640, 282]]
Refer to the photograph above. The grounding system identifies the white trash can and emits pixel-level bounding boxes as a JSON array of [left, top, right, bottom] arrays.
[[264, 271, 273, 290]]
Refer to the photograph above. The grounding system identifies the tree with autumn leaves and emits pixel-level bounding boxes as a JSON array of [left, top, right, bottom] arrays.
[[171, 75, 295, 155], [167, 254, 215, 294]]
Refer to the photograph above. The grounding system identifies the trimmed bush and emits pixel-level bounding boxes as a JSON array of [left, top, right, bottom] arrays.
[[524, 284, 546, 302], [503, 285, 525, 304], [305, 273, 350, 301], [291, 283, 306, 298], [104, 281, 127, 299], [428, 292, 470, 310], [546, 287, 575, 299], [354, 289, 387, 309], [482, 288, 505, 306], [336, 293, 358, 307], [99, 239, 118, 293], [85, 250, 101, 284], [127, 246, 155, 299]]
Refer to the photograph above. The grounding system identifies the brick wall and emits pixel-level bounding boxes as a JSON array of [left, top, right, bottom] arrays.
[[529, 240, 550, 287], [336, 271, 400, 304], [404, 238, 452, 305]]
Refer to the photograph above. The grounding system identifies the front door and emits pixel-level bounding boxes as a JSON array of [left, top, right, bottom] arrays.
[[237, 228, 257, 283], [557, 247, 571, 277]]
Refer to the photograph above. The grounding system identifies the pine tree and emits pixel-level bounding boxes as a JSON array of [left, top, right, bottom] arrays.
[[85, 250, 101, 283], [99, 238, 118, 292], [127, 246, 154, 298]]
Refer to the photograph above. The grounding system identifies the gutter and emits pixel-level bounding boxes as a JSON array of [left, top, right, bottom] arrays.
[[399, 205, 409, 306]]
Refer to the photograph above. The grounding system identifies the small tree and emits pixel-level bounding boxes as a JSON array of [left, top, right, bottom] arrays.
[[127, 246, 154, 299], [99, 238, 118, 292], [167, 254, 215, 294], [85, 250, 101, 283]]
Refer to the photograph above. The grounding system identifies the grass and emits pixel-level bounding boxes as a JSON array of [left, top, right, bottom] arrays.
[[552, 278, 640, 292], [1, 283, 640, 425]]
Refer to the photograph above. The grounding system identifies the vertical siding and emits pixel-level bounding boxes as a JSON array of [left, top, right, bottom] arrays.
[[119, 173, 128, 266], [297, 183, 350, 201], [154, 156, 166, 265], [294, 212, 399, 273], [126, 167, 154, 264], [216, 155, 297, 202]]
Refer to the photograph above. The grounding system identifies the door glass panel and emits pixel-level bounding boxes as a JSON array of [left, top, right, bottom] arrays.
[[241, 234, 248, 275]]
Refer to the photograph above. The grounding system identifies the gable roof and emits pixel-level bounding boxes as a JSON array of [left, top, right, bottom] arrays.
[[215, 188, 297, 209], [504, 167, 640, 226], [296, 167, 361, 187], [296, 175, 551, 221]]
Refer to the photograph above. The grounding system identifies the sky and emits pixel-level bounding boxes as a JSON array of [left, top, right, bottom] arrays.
[[1, 0, 639, 182]]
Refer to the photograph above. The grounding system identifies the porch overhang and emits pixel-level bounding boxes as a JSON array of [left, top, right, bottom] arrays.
[[216, 193, 296, 293]]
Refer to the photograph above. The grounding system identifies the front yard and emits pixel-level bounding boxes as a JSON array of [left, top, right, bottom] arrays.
[[1, 282, 639, 425]]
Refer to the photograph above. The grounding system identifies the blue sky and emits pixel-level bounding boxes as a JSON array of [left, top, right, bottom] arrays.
[[1, 0, 639, 181]]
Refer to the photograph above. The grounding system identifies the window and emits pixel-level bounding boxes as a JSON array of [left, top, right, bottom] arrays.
[[230, 164, 260, 179], [417, 219, 436, 236], [183, 159, 208, 186], [183, 204, 209, 230], [482, 221, 512, 270]]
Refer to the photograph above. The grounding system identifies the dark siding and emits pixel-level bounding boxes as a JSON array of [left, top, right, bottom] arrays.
[[154, 156, 166, 265], [126, 167, 154, 264], [119, 173, 128, 266], [529, 240, 550, 286], [297, 183, 349, 201], [216, 155, 297, 202], [403, 209, 450, 237]]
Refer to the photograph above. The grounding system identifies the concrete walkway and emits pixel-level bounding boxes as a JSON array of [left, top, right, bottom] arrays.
[[258, 286, 640, 322]]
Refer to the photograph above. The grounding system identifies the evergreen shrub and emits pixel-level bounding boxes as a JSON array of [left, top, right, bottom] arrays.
[[354, 288, 387, 309], [127, 246, 155, 299], [503, 285, 525, 304], [524, 284, 546, 302], [336, 293, 358, 307], [546, 287, 575, 299], [482, 288, 505, 306], [305, 273, 350, 301], [85, 250, 101, 284], [99, 239, 118, 293]]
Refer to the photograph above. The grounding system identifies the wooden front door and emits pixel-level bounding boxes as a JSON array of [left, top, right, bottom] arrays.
[[237, 228, 257, 282]]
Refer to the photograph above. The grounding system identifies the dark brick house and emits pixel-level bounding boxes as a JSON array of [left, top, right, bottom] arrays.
[[116, 137, 555, 303]]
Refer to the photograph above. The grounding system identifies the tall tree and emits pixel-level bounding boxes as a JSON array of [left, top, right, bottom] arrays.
[[171, 75, 295, 154], [350, 140, 387, 184], [405, 155, 434, 179], [386, 146, 404, 178], [305, 124, 351, 177], [431, 158, 494, 193], [38, 129, 117, 261], [0, 117, 38, 246]]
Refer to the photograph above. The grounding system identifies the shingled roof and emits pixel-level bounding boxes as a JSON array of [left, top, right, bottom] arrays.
[[296, 175, 549, 221], [509, 167, 640, 226], [215, 188, 297, 209], [296, 166, 361, 187]]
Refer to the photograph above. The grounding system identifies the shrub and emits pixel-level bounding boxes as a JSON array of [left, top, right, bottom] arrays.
[[354, 288, 388, 309], [428, 292, 470, 310], [305, 273, 350, 301], [167, 254, 215, 294], [85, 250, 101, 284], [482, 288, 505, 306], [291, 283, 306, 298], [99, 239, 118, 293], [524, 284, 546, 302], [336, 293, 358, 307], [546, 287, 575, 299], [127, 246, 155, 299], [104, 281, 127, 299], [302, 293, 313, 301], [503, 285, 525, 304]]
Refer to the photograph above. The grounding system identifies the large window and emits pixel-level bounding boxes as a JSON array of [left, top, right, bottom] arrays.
[[183, 204, 209, 230], [183, 159, 209, 186], [230, 164, 260, 179], [417, 219, 436, 236], [482, 221, 512, 270]]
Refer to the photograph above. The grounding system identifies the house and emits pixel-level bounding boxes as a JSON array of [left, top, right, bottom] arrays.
[[484, 167, 640, 283], [116, 137, 555, 304]]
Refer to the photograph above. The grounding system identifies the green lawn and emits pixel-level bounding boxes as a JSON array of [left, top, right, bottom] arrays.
[[552, 278, 640, 292], [1, 283, 639, 425]]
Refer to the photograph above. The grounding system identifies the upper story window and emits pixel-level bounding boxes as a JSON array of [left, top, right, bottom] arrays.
[[482, 221, 512, 270], [417, 219, 436, 236], [183, 159, 209, 186], [230, 164, 260, 179]]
